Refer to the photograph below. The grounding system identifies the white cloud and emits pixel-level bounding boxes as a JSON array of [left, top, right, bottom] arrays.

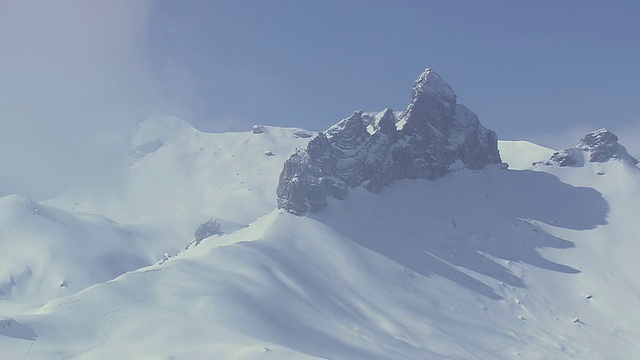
[[0, 0, 157, 199], [523, 124, 597, 151]]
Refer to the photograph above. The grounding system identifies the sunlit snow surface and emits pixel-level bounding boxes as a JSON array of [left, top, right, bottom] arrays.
[[1, 121, 639, 359]]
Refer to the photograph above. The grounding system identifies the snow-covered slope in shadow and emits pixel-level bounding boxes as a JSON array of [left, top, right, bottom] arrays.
[[0, 194, 163, 304], [312, 165, 608, 300], [0, 211, 593, 359]]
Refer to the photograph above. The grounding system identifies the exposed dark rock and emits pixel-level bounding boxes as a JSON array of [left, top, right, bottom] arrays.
[[293, 130, 313, 138], [276, 149, 327, 214], [545, 129, 637, 167], [578, 129, 637, 164], [548, 148, 585, 167], [277, 68, 502, 214], [252, 125, 265, 134], [184, 218, 224, 251], [194, 218, 223, 242], [131, 139, 165, 159]]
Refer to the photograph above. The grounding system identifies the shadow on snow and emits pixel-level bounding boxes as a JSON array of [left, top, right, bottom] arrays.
[[312, 168, 609, 300]]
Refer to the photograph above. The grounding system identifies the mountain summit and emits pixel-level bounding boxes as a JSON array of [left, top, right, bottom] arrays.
[[397, 68, 457, 134], [277, 68, 501, 214], [545, 129, 638, 167]]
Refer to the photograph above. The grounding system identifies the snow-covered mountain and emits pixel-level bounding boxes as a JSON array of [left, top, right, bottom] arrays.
[[2, 69, 640, 359], [542, 128, 638, 167], [277, 69, 500, 214]]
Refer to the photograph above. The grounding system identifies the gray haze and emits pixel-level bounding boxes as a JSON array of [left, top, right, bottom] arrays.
[[0, 1, 160, 199]]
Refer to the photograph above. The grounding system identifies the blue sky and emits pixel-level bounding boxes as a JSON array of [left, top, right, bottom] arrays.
[[147, 0, 640, 141], [1, 0, 639, 199]]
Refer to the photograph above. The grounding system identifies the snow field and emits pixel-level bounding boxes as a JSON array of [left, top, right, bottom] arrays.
[[1, 122, 639, 359]]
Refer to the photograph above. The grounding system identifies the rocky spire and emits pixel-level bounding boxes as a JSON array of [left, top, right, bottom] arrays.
[[398, 68, 457, 135], [412, 68, 457, 104], [276, 68, 502, 214]]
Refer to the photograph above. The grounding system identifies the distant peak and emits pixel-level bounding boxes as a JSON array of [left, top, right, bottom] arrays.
[[416, 67, 435, 80], [326, 110, 366, 139], [399, 67, 457, 134], [577, 129, 638, 164], [415, 68, 438, 83], [577, 128, 617, 150], [130, 116, 194, 159], [543, 129, 638, 167], [412, 68, 456, 104], [416, 67, 442, 80]]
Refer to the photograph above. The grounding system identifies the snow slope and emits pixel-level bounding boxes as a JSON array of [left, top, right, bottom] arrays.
[[47, 116, 314, 242], [1, 125, 640, 359], [0, 194, 164, 304], [2, 117, 312, 305], [498, 140, 555, 170]]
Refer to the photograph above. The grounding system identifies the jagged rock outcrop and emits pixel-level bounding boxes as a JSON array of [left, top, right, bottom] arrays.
[[277, 68, 501, 214], [545, 129, 638, 167], [194, 218, 223, 242], [183, 218, 224, 252], [548, 148, 585, 167], [578, 129, 638, 164]]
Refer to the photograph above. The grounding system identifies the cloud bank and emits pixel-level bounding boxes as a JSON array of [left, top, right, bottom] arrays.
[[0, 0, 159, 199]]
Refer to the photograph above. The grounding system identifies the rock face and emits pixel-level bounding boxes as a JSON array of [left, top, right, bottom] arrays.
[[546, 129, 638, 167], [548, 148, 584, 167], [194, 218, 223, 242], [276, 68, 501, 214]]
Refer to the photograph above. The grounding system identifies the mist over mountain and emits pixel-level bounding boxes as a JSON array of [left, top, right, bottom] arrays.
[[1, 69, 640, 359]]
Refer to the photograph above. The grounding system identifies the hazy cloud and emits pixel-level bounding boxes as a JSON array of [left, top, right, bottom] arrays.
[[0, 0, 157, 199], [524, 124, 597, 151]]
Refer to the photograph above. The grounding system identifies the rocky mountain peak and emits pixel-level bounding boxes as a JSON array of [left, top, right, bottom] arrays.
[[545, 129, 638, 167], [375, 108, 398, 140], [577, 129, 637, 164], [399, 68, 457, 135], [277, 68, 501, 214], [325, 110, 370, 149], [412, 68, 457, 105]]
